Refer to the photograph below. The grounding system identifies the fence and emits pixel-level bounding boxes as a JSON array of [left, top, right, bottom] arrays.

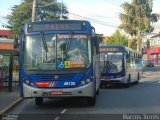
[[0, 67, 5, 89], [2, 64, 19, 87]]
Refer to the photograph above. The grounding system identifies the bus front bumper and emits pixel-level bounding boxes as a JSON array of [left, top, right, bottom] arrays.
[[101, 76, 128, 84], [23, 83, 94, 98]]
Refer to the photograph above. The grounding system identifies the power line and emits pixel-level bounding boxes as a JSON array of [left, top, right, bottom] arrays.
[[0, 19, 5, 24], [0, 19, 8, 28], [70, 15, 114, 32], [108, 0, 127, 5], [0, 15, 10, 29], [66, 2, 121, 25], [106, 0, 123, 7], [0, 1, 123, 30], [66, 3, 120, 22], [69, 13, 119, 28], [69, 13, 120, 28], [0, 16, 8, 24], [70, 15, 120, 35], [37, 1, 56, 8]]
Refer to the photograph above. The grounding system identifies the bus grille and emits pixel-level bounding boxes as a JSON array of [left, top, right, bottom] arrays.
[[36, 74, 75, 81]]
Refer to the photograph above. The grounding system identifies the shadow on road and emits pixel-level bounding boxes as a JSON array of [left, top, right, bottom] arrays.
[[35, 97, 92, 108]]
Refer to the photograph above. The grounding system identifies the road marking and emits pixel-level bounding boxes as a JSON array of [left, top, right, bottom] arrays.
[[143, 75, 160, 78], [143, 72, 160, 75], [54, 117, 60, 120], [61, 109, 67, 114]]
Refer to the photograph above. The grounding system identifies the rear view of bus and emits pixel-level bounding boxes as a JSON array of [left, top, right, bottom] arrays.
[[20, 20, 100, 106]]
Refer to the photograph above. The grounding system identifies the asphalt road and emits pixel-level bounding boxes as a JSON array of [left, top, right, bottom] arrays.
[[5, 65, 160, 120]]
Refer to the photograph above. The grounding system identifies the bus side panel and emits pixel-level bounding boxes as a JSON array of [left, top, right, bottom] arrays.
[[19, 35, 24, 97], [93, 54, 100, 92], [126, 58, 132, 83]]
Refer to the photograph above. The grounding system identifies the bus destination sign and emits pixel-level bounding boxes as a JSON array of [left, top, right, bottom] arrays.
[[28, 22, 86, 32], [100, 48, 122, 52]]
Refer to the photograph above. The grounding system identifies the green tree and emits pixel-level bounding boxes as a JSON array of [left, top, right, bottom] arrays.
[[36, 0, 68, 21], [105, 30, 129, 46], [130, 38, 137, 50], [119, 0, 159, 52], [5, 0, 69, 39]]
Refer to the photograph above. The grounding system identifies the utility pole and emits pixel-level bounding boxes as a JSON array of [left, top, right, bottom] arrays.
[[8, 50, 14, 92], [32, 0, 37, 22], [60, 0, 63, 20]]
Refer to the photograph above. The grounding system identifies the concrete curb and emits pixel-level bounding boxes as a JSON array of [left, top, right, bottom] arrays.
[[0, 98, 23, 115]]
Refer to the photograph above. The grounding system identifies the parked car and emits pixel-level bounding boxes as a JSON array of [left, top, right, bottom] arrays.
[[142, 60, 145, 67], [145, 60, 154, 67]]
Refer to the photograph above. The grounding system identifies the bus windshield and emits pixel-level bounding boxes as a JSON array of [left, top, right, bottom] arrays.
[[23, 33, 92, 70], [100, 52, 123, 74]]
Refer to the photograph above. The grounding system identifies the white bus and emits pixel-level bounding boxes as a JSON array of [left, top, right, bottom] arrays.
[[20, 20, 101, 106], [99, 45, 143, 88]]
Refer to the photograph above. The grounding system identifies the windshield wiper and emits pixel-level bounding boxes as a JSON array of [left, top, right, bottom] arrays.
[[66, 31, 73, 50], [40, 32, 48, 61]]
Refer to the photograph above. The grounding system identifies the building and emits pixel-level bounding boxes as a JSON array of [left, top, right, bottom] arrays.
[[0, 30, 20, 89], [0, 30, 14, 55], [0, 30, 15, 67], [147, 33, 160, 64], [0, 30, 13, 37], [141, 9, 160, 64]]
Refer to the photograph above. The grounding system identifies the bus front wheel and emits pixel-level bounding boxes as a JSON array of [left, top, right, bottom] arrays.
[[87, 95, 96, 106], [125, 76, 131, 88], [96, 89, 99, 95], [135, 74, 139, 84], [35, 97, 43, 105]]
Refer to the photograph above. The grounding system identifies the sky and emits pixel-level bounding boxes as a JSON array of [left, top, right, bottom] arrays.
[[0, 0, 160, 36]]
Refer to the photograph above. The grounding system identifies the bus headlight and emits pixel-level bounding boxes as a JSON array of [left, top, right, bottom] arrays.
[[30, 82, 35, 86], [23, 78, 36, 87], [81, 81, 86, 85], [80, 78, 92, 86], [25, 80, 30, 85], [86, 78, 91, 83], [23, 78, 30, 85]]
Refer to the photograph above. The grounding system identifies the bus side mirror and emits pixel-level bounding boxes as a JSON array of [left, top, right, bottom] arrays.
[[92, 37, 98, 46]]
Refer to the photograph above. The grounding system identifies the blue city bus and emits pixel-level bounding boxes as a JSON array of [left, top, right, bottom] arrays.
[[99, 45, 142, 88], [20, 20, 100, 106]]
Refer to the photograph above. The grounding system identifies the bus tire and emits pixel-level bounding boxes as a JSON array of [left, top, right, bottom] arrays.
[[125, 76, 131, 88], [100, 82, 104, 88], [135, 73, 139, 84], [87, 95, 96, 106], [87, 86, 96, 106], [35, 97, 43, 105], [96, 89, 99, 95]]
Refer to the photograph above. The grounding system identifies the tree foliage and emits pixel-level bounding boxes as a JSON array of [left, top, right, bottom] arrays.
[[36, 0, 68, 21], [5, 0, 69, 38], [129, 38, 137, 50], [104, 30, 129, 46], [119, 0, 159, 51], [146, 39, 150, 49]]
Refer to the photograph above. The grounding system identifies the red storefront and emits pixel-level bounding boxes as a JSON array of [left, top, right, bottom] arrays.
[[0, 30, 13, 37], [147, 47, 160, 64], [0, 29, 14, 52]]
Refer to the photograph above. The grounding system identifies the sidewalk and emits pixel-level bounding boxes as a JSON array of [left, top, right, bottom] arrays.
[[155, 64, 160, 67], [0, 86, 23, 115]]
